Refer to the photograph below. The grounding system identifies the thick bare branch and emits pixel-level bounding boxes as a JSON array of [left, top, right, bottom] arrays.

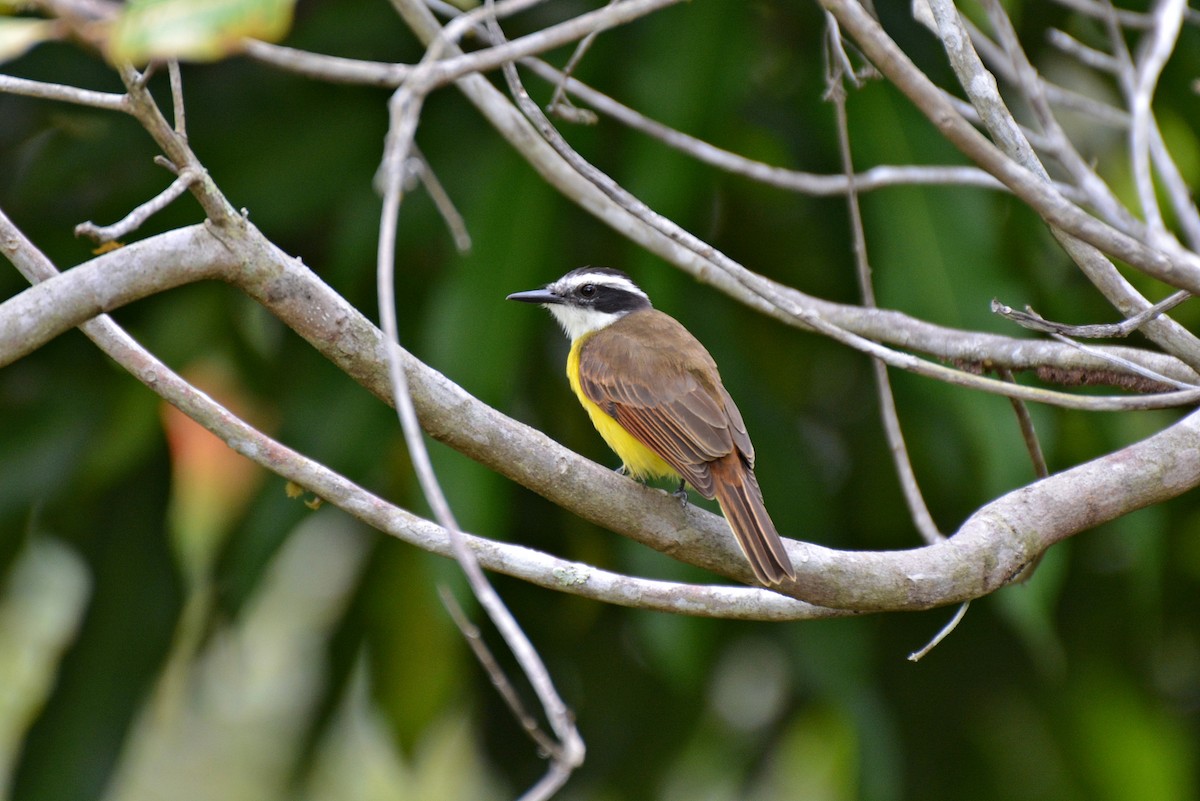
[[0, 214, 839, 621], [6, 220, 1200, 408], [6, 220, 1200, 613]]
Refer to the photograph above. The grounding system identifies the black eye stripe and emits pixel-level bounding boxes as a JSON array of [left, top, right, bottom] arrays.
[[590, 284, 650, 314], [550, 271, 651, 313]]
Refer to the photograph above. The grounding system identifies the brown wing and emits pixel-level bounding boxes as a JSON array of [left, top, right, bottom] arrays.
[[577, 309, 749, 498]]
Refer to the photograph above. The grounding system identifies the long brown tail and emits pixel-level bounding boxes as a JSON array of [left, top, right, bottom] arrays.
[[708, 455, 795, 585]]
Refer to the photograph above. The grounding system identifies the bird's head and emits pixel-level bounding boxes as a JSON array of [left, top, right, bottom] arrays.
[[507, 267, 652, 340]]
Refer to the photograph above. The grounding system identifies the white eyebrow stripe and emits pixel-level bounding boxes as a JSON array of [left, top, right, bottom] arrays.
[[552, 272, 647, 300]]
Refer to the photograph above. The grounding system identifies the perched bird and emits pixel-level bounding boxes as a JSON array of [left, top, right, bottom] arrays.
[[507, 267, 795, 585]]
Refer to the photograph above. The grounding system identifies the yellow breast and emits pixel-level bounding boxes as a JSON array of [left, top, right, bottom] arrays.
[[567, 334, 677, 480]]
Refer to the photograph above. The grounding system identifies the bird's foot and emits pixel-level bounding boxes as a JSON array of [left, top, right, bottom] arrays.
[[671, 479, 689, 508]]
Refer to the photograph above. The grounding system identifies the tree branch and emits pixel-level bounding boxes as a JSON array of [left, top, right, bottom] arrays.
[[5, 218, 1200, 612], [74, 169, 199, 242], [0, 212, 841, 621], [0, 73, 129, 110], [6, 0, 1200, 619], [243, 37, 1018, 198], [827, 0, 1200, 374], [825, 14, 942, 545], [822, 0, 1200, 308]]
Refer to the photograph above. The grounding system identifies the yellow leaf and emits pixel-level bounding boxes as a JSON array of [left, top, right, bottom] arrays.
[[0, 18, 58, 64], [93, 240, 125, 255], [106, 0, 294, 64]]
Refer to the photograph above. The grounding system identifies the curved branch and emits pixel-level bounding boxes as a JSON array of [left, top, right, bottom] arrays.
[[5, 220, 1200, 612], [0, 225, 233, 367], [0, 214, 839, 621]]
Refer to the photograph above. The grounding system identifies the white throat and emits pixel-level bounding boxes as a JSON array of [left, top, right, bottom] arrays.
[[546, 304, 625, 341]]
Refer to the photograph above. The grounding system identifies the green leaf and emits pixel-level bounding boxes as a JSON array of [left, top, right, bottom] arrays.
[[0, 18, 57, 64], [106, 0, 294, 65]]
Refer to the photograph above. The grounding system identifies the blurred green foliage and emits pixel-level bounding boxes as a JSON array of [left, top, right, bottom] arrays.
[[2, 0, 1200, 799]]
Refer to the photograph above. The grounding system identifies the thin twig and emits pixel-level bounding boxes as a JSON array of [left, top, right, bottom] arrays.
[[826, 12, 942, 545], [998, 369, 1049, 478], [168, 60, 187, 138], [0, 74, 129, 111], [908, 601, 969, 661], [1127, 0, 1185, 240], [438, 587, 560, 755], [242, 39, 412, 85], [412, 0, 682, 94], [1046, 28, 1120, 73], [411, 145, 472, 252], [1146, 125, 1200, 251], [1047, 0, 1200, 28], [117, 64, 238, 225], [990, 291, 1191, 339], [545, 0, 616, 124], [1000, 366, 1048, 583], [380, 1, 585, 792], [1127, 2, 1200, 250], [74, 170, 199, 242], [991, 299, 1198, 391], [380, 88, 585, 776]]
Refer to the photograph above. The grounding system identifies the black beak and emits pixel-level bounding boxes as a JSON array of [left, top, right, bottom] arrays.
[[506, 288, 561, 304]]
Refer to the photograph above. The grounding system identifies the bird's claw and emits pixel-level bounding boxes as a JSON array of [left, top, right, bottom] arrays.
[[671, 479, 689, 508]]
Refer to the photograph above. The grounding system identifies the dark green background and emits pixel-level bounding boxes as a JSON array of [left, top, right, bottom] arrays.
[[2, 1, 1198, 798]]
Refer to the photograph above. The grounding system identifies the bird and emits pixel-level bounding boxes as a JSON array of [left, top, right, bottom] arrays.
[[507, 266, 795, 585]]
